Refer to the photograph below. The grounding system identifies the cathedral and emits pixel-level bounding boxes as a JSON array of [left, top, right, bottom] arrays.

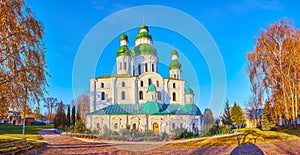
[[86, 25, 203, 135]]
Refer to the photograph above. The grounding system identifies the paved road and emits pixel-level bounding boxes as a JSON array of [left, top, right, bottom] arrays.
[[26, 129, 300, 155]]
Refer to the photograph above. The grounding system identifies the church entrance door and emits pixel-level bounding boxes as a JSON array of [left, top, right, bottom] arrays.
[[153, 123, 159, 135]]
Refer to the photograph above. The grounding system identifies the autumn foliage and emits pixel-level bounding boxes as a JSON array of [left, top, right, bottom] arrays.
[[247, 19, 300, 129]]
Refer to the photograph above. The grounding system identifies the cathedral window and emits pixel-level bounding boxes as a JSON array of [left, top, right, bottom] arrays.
[[152, 64, 155, 72], [156, 81, 159, 87], [174, 74, 177, 78], [172, 123, 176, 130], [173, 83, 176, 88], [119, 62, 122, 70], [157, 91, 161, 100], [114, 123, 118, 129], [122, 82, 125, 87], [139, 91, 143, 100], [172, 92, 176, 101], [124, 62, 127, 70], [138, 64, 141, 75], [121, 91, 126, 100], [140, 81, 144, 87], [101, 92, 105, 100], [101, 83, 104, 88], [145, 63, 148, 72], [148, 78, 152, 85]]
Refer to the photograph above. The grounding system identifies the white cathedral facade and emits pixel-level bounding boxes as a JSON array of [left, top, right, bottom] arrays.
[[86, 25, 203, 135]]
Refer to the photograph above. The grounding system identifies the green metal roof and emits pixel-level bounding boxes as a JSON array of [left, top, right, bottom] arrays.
[[181, 104, 200, 114], [117, 45, 131, 57], [87, 103, 202, 115], [139, 25, 149, 31], [120, 34, 128, 41], [96, 74, 134, 79], [185, 86, 194, 95], [169, 60, 181, 70], [172, 49, 178, 56], [147, 83, 156, 92], [131, 44, 157, 56], [136, 32, 152, 40], [142, 101, 160, 114]]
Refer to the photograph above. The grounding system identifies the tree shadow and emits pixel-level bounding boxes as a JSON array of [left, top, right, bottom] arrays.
[[230, 144, 264, 155]]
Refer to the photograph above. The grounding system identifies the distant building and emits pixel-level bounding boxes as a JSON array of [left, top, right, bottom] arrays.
[[86, 25, 203, 135], [8, 111, 35, 125], [246, 108, 262, 128]]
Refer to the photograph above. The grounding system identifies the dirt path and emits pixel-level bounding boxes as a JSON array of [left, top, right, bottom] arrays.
[[25, 129, 300, 155]]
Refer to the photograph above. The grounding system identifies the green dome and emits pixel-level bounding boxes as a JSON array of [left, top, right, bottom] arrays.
[[131, 44, 157, 56], [181, 104, 201, 115], [142, 101, 160, 114], [120, 34, 128, 41], [172, 49, 178, 56], [117, 45, 131, 57], [140, 25, 149, 31], [185, 86, 194, 95], [169, 60, 181, 69], [136, 32, 152, 40], [147, 83, 156, 92]]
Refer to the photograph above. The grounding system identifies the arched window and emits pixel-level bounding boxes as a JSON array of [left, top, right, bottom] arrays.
[[172, 92, 176, 101], [157, 91, 161, 100], [152, 64, 155, 72], [119, 62, 122, 70], [121, 91, 125, 100], [173, 83, 176, 88], [156, 81, 159, 87], [138, 64, 141, 75], [172, 123, 176, 130], [148, 78, 152, 85], [145, 63, 148, 72], [122, 82, 125, 87], [140, 81, 144, 87], [101, 92, 105, 100], [124, 62, 127, 70], [101, 83, 104, 88], [139, 91, 143, 100], [174, 74, 177, 78], [114, 123, 118, 129]]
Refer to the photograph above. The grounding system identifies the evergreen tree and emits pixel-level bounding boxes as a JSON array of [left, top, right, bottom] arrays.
[[66, 104, 70, 127], [261, 101, 277, 131], [75, 103, 86, 132], [231, 102, 246, 128], [223, 99, 232, 126], [71, 105, 75, 126], [54, 101, 66, 129]]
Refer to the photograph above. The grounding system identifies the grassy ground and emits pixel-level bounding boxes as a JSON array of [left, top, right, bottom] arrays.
[[167, 128, 299, 147], [0, 124, 54, 150]]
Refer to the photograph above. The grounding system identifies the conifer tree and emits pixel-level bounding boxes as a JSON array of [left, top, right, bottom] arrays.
[[261, 101, 277, 131], [66, 104, 70, 127], [223, 99, 232, 126]]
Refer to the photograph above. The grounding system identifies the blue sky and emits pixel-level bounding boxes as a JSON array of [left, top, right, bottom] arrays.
[[27, 0, 300, 116]]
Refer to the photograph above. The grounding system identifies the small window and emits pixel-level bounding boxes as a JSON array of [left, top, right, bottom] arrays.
[[96, 123, 100, 129], [138, 64, 141, 75], [156, 81, 159, 87], [157, 91, 161, 100], [124, 62, 127, 70], [172, 92, 176, 101], [101, 83, 104, 88], [101, 92, 105, 100], [139, 91, 143, 100], [121, 91, 125, 100], [173, 83, 176, 88], [122, 82, 125, 87], [140, 81, 144, 87], [148, 78, 152, 85], [145, 63, 148, 72], [172, 123, 175, 130], [114, 123, 118, 129], [152, 64, 155, 72], [119, 62, 122, 70], [174, 74, 177, 78]]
